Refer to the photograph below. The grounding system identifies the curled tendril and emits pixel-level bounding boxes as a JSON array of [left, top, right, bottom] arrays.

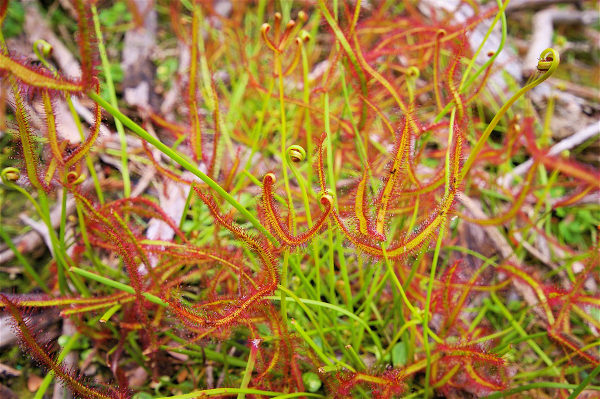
[[1, 167, 20, 183], [319, 190, 334, 207], [34, 39, 52, 58], [297, 11, 308, 23], [66, 171, 86, 186], [261, 23, 279, 53], [527, 48, 560, 90], [460, 48, 560, 180], [286, 145, 306, 164], [406, 66, 420, 80], [284, 20, 296, 33], [264, 172, 277, 185], [433, 30, 447, 112], [537, 48, 560, 73], [262, 13, 307, 53], [406, 67, 420, 104], [33, 39, 56, 74], [279, 19, 300, 50], [299, 30, 310, 42]]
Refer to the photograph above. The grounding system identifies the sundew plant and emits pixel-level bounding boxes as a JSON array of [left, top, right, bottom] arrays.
[[0, 0, 599, 398]]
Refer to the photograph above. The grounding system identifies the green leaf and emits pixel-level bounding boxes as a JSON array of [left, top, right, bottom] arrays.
[[3, 2, 25, 38], [157, 57, 179, 83], [392, 341, 408, 367], [132, 392, 153, 399], [302, 372, 322, 393], [99, 2, 131, 27]]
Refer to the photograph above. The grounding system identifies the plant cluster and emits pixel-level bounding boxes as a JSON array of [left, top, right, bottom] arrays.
[[0, 0, 598, 398]]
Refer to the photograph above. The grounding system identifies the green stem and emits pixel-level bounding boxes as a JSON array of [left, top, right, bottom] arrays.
[[490, 293, 557, 370], [567, 365, 600, 399], [34, 332, 81, 399], [317, 0, 367, 128], [459, 0, 509, 91], [424, 108, 456, 397], [268, 290, 383, 356], [237, 342, 259, 399], [157, 388, 324, 399], [91, 5, 130, 197], [86, 91, 278, 245], [484, 382, 600, 399], [460, 48, 560, 181], [66, 95, 105, 204], [290, 318, 334, 366], [0, 225, 49, 293], [70, 266, 166, 307]]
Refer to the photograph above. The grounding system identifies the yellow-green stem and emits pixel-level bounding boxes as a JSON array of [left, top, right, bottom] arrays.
[[91, 5, 130, 197]]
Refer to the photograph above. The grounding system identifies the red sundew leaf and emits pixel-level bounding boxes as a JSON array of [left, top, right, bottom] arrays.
[[251, 306, 300, 386], [247, 76, 354, 135], [430, 260, 461, 319], [461, 160, 540, 226], [463, 360, 507, 393], [148, 112, 187, 138], [325, 133, 462, 259], [370, 26, 440, 59], [0, 0, 8, 24], [281, 38, 303, 77], [402, 8, 498, 54], [75, 194, 175, 292], [554, 243, 600, 326], [71, 190, 151, 299], [443, 37, 469, 120], [192, 187, 279, 300], [0, 53, 84, 93], [222, 147, 242, 192], [141, 141, 196, 185], [167, 285, 274, 331], [41, 89, 65, 166], [71, 0, 98, 89], [63, 86, 102, 169], [498, 263, 555, 324], [108, 197, 189, 242], [552, 185, 597, 208], [522, 117, 600, 189], [0, 292, 129, 310], [167, 1, 187, 43], [262, 172, 333, 247], [543, 285, 600, 310], [60, 294, 135, 317], [151, 244, 261, 290], [186, 2, 204, 162], [0, 294, 130, 399], [193, 187, 279, 280], [207, 82, 222, 178], [438, 343, 505, 366], [434, 343, 508, 396], [331, 368, 406, 399], [363, 6, 497, 73], [353, 166, 385, 240], [374, 117, 415, 238], [10, 82, 50, 192], [188, 102, 203, 162], [464, 53, 495, 104], [547, 328, 600, 366], [108, 209, 159, 287]]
